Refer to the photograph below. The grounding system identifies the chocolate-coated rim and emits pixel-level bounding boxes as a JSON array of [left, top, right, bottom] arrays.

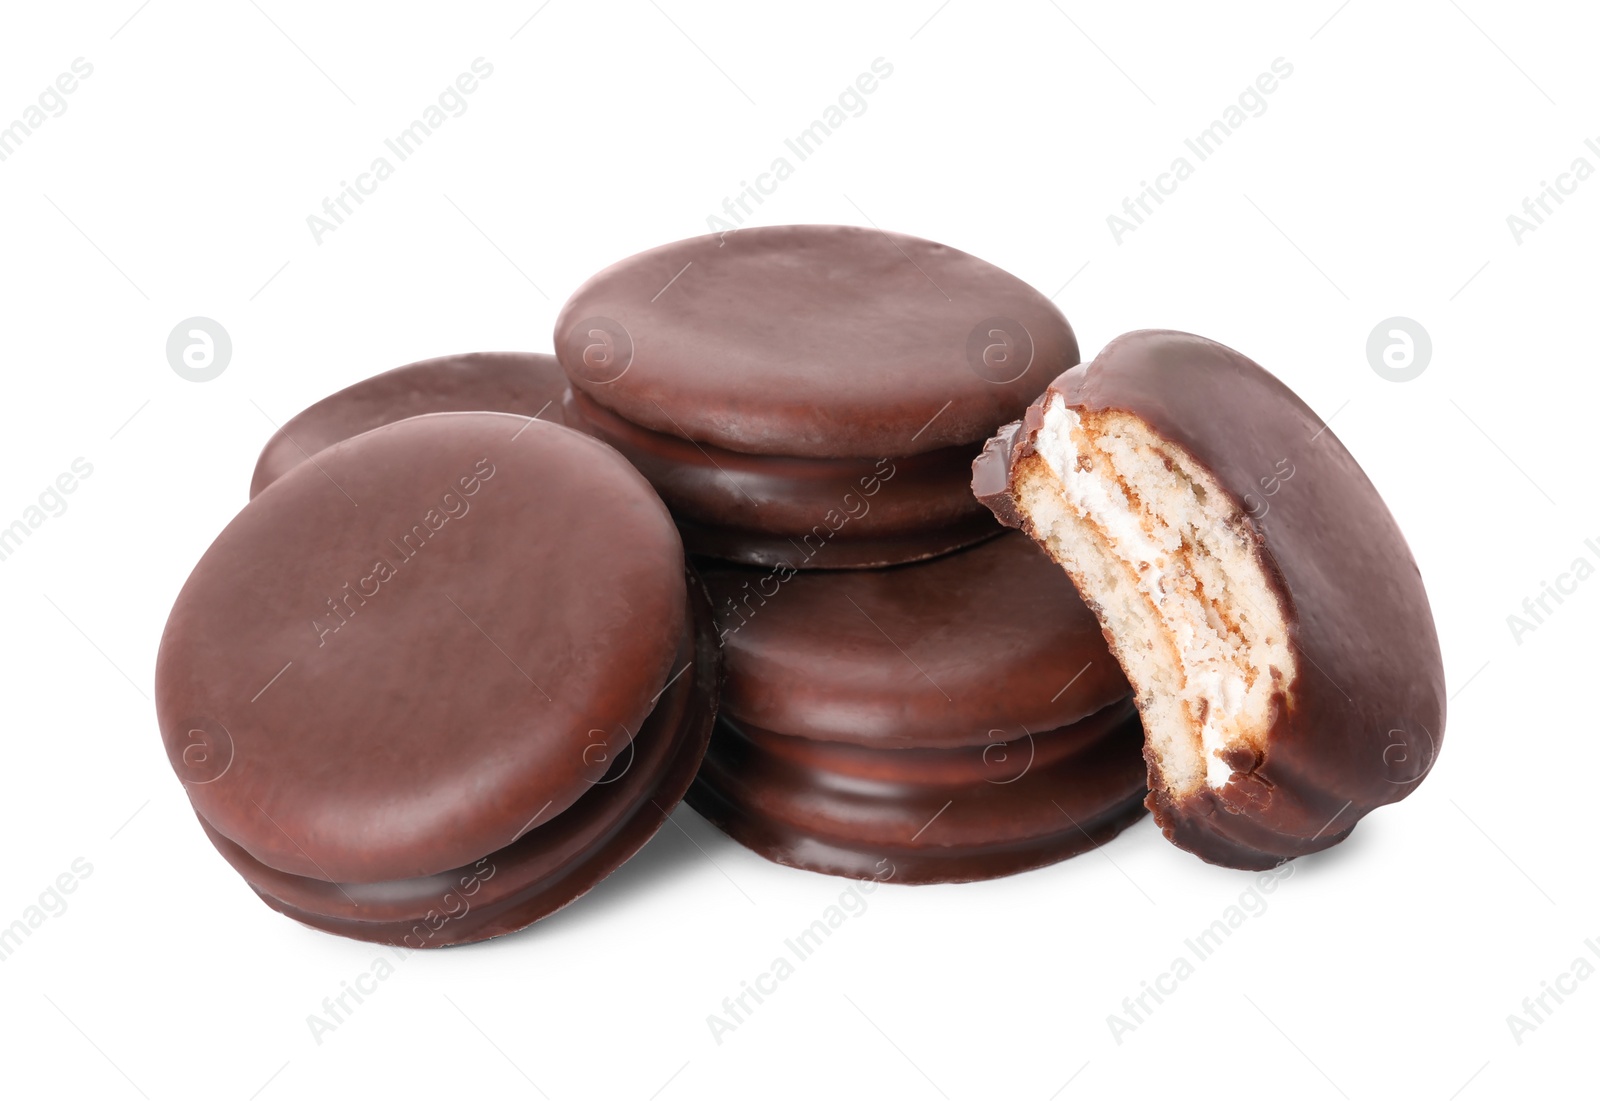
[[249, 352, 570, 499], [195, 571, 721, 946], [564, 389, 1002, 569], [701, 531, 1130, 747], [685, 699, 1147, 885], [676, 515, 1003, 571]]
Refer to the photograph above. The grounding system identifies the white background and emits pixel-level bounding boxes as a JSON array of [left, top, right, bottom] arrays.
[[0, 2, 1594, 1098]]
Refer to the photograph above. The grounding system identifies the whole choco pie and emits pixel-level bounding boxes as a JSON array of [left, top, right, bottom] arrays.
[[687, 532, 1149, 883], [974, 330, 1445, 869], [554, 224, 1079, 568], [157, 412, 718, 944]]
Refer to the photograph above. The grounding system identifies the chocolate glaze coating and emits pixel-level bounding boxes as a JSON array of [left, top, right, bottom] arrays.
[[554, 225, 1078, 460], [700, 532, 1129, 747], [250, 352, 570, 498], [157, 413, 686, 883], [974, 330, 1445, 869], [564, 388, 999, 569], [689, 532, 1146, 882], [687, 701, 1147, 885], [197, 578, 720, 946], [971, 422, 1024, 528]]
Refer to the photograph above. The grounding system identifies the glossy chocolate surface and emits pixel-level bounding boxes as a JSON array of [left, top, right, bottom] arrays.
[[688, 701, 1147, 885], [975, 330, 1446, 869], [554, 225, 1078, 460], [564, 388, 999, 569], [689, 532, 1145, 883], [200, 580, 720, 946], [157, 413, 686, 883], [250, 352, 570, 498], [701, 532, 1129, 747]]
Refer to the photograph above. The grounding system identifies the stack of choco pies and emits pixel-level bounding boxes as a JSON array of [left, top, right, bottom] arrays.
[[552, 225, 1147, 883], [155, 224, 1446, 946]]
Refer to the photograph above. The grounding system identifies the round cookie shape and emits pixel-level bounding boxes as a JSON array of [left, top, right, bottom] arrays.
[[197, 575, 720, 946], [975, 329, 1446, 869], [702, 531, 1129, 747], [250, 352, 570, 498], [157, 413, 686, 883], [554, 225, 1078, 460]]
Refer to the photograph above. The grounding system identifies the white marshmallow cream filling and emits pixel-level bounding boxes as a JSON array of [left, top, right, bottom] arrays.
[[1013, 394, 1294, 798]]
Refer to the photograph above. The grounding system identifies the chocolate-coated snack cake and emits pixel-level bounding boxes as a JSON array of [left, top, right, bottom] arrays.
[[251, 351, 569, 498], [555, 224, 1078, 568], [158, 412, 717, 944], [974, 330, 1445, 869], [687, 532, 1148, 883]]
